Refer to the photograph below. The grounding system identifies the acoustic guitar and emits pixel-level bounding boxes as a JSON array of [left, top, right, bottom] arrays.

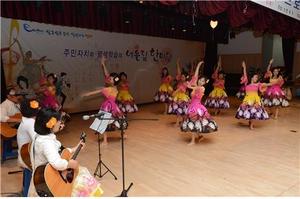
[[20, 143, 32, 170], [0, 113, 22, 138], [33, 132, 86, 197]]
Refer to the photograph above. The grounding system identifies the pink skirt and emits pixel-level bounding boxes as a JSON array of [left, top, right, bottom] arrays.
[[262, 85, 289, 107]]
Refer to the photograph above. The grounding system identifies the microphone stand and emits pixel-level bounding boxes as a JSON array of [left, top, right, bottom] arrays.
[[118, 117, 132, 197], [88, 112, 158, 197], [118, 117, 158, 197], [93, 116, 117, 180]]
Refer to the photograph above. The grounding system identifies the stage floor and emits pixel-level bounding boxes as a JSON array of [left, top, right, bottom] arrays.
[[1, 97, 300, 196]]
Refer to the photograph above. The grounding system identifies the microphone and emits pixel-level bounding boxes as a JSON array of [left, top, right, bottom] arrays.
[[82, 112, 105, 120]]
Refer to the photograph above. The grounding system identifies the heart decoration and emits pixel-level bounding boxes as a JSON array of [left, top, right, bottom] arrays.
[[210, 20, 218, 29]]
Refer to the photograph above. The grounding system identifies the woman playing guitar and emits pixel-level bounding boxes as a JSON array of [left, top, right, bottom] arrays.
[[28, 108, 103, 197]]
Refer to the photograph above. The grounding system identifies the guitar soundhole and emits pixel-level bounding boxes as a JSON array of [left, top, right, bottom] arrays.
[[37, 190, 52, 197], [66, 169, 74, 183]]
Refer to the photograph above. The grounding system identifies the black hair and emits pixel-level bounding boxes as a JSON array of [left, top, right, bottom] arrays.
[[248, 67, 261, 82], [20, 98, 40, 118], [218, 70, 225, 75], [109, 72, 120, 85], [60, 72, 67, 77], [34, 108, 61, 135], [198, 75, 208, 82], [271, 67, 282, 77], [47, 73, 57, 84], [17, 76, 29, 89], [119, 72, 128, 79], [161, 67, 169, 78]]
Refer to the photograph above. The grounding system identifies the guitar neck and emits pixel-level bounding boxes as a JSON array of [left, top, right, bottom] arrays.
[[71, 144, 82, 160]]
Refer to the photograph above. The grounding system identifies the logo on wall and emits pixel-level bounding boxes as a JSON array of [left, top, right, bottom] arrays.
[[125, 44, 172, 64], [23, 22, 93, 39]]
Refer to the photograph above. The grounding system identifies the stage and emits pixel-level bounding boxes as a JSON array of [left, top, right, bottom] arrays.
[[1, 97, 299, 196]]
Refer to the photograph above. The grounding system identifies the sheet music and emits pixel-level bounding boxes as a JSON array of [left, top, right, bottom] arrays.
[[89, 111, 113, 134]]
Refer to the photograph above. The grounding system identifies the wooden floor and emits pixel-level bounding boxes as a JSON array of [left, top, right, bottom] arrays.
[[1, 97, 300, 196]]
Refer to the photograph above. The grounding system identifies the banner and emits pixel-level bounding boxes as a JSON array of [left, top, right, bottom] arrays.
[[251, 0, 300, 21], [1, 17, 204, 113]]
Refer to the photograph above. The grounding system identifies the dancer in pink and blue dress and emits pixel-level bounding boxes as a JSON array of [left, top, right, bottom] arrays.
[[204, 56, 230, 115], [236, 61, 270, 130], [154, 65, 173, 114], [181, 61, 218, 145], [262, 59, 289, 119], [168, 59, 190, 125], [117, 72, 138, 114], [236, 84, 246, 100], [40, 73, 61, 111], [82, 57, 127, 145]]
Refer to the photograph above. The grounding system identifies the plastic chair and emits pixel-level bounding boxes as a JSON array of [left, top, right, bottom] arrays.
[[1, 136, 18, 162]]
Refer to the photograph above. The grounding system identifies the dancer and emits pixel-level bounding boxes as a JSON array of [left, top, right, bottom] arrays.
[[282, 75, 292, 101], [236, 61, 270, 129], [168, 58, 190, 125], [40, 73, 60, 111], [82, 57, 128, 145], [262, 59, 289, 119], [181, 61, 218, 145], [28, 108, 103, 197], [236, 71, 246, 100], [55, 72, 71, 108], [153, 63, 173, 114], [204, 56, 230, 115], [117, 72, 138, 113]]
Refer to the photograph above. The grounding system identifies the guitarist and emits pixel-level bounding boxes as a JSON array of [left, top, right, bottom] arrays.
[[17, 98, 40, 168], [17, 98, 40, 196], [0, 88, 22, 123], [28, 108, 103, 197]]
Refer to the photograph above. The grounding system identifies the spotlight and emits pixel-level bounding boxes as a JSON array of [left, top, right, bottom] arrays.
[[171, 27, 175, 31], [139, 0, 143, 3], [182, 29, 187, 32], [210, 20, 218, 29], [125, 20, 130, 24]]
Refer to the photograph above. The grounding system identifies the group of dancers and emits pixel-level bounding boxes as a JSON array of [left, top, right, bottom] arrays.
[[94, 56, 290, 145], [1, 54, 291, 196]]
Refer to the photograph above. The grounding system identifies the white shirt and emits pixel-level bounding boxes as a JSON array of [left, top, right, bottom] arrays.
[[0, 99, 20, 122], [30, 133, 69, 171], [17, 117, 36, 168]]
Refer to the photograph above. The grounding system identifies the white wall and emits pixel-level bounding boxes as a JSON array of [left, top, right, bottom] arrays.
[[1, 17, 204, 113], [218, 31, 262, 54]]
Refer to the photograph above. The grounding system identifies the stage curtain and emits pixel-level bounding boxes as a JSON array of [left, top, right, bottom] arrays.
[[204, 41, 218, 95], [282, 38, 296, 77], [195, 1, 299, 39], [1, 1, 299, 40]]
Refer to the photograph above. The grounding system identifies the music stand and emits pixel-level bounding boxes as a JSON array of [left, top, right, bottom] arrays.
[[89, 111, 117, 180]]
